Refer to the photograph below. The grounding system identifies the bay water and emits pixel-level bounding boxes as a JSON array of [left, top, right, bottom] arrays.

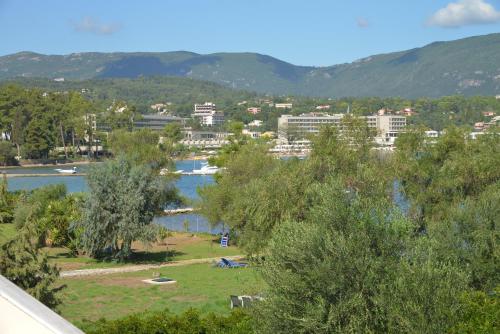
[[1, 160, 222, 234]]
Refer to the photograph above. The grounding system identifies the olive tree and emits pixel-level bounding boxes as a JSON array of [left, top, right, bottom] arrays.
[[78, 157, 177, 260]]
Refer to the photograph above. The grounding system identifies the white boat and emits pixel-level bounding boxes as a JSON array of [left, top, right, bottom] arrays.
[[160, 168, 184, 176], [54, 167, 77, 174], [191, 163, 220, 175]]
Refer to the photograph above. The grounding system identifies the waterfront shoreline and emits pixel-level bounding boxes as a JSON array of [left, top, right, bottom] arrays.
[[3, 173, 87, 178]]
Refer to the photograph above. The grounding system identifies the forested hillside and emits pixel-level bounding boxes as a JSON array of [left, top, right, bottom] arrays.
[[2, 33, 500, 98]]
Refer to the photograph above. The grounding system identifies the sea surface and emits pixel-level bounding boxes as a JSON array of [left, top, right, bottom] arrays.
[[1, 160, 221, 234]]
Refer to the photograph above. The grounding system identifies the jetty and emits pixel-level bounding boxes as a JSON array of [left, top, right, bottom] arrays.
[[163, 207, 196, 215]]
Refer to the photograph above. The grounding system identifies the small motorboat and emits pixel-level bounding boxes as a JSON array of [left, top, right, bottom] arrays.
[[191, 163, 220, 175], [54, 167, 77, 174], [160, 168, 184, 176]]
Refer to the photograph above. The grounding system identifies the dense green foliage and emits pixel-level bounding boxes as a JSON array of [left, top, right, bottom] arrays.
[[2, 34, 500, 97], [82, 308, 253, 334], [0, 141, 17, 165], [451, 288, 499, 333], [0, 174, 16, 224], [4, 77, 256, 115], [77, 157, 178, 260], [0, 84, 95, 160], [108, 129, 173, 171], [5, 79, 500, 134], [0, 232, 61, 309], [13, 184, 81, 248], [199, 120, 499, 333]]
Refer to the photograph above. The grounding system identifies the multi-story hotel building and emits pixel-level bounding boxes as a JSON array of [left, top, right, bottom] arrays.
[[277, 113, 406, 145], [192, 102, 224, 126], [194, 102, 217, 114]]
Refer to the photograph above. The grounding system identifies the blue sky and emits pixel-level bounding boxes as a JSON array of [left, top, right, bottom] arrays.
[[1, 0, 500, 66]]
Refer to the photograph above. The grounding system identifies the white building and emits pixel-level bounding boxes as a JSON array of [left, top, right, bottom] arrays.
[[275, 103, 293, 109], [180, 130, 230, 148], [192, 102, 224, 126], [242, 129, 261, 139], [194, 102, 217, 115], [199, 111, 224, 126], [248, 120, 263, 127], [277, 113, 406, 145], [425, 130, 439, 138]]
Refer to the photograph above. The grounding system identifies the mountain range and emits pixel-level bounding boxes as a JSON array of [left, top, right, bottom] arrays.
[[1, 33, 500, 98]]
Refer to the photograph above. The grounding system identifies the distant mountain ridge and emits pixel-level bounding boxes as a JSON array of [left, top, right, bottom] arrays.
[[1, 33, 500, 98]]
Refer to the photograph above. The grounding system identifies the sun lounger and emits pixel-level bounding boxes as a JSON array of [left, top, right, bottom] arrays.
[[219, 257, 247, 268]]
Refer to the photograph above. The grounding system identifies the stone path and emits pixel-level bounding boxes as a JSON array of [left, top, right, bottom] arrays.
[[60, 255, 243, 278]]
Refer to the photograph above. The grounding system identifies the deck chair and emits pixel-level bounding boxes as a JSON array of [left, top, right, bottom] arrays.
[[221, 258, 247, 268]]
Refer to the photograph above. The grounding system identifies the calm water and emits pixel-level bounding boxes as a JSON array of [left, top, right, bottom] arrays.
[[1, 160, 221, 234]]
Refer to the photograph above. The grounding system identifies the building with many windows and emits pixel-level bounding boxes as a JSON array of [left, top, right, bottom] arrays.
[[192, 102, 224, 126], [134, 114, 187, 131], [198, 111, 224, 126], [277, 113, 406, 145], [275, 103, 293, 109], [194, 102, 217, 114]]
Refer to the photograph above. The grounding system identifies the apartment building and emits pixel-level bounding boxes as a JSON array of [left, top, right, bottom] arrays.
[[134, 114, 187, 131], [194, 102, 217, 114], [275, 103, 293, 109], [278, 113, 406, 145], [199, 111, 224, 126], [192, 102, 224, 126]]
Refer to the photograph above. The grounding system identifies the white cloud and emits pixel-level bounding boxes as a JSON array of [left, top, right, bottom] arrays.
[[72, 17, 121, 35], [356, 17, 370, 28], [428, 0, 500, 27]]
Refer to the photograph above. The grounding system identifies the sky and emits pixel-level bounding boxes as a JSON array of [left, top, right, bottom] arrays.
[[1, 0, 500, 66]]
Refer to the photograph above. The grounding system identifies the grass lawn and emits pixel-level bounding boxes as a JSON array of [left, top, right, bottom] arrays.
[[47, 233, 242, 271], [58, 263, 263, 326], [0, 223, 17, 244]]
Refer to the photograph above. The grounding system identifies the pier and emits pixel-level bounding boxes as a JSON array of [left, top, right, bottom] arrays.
[[163, 207, 196, 215]]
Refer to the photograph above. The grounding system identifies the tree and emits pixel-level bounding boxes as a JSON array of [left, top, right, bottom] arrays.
[[109, 129, 171, 171], [450, 287, 499, 334], [163, 123, 183, 142], [39, 195, 82, 248], [78, 157, 178, 260], [199, 119, 383, 254], [430, 182, 500, 292], [255, 178, 467, 333], [13, 184, 68, 248], [199, 141, 279, 244], [104, 101, 137, 131], [0, 141, 17, 166], [394, 127, 500, 227], [0, 232, 61, 310], [0, 173, 14, 224], [83, 308, 253, 334]]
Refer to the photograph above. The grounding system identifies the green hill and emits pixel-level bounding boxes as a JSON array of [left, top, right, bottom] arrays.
[[2, 77, 257, 114], [1, 33, 500, 98]]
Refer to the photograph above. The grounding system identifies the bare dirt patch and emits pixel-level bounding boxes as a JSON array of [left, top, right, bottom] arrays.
[[170, 295, 208, 303], [131, 233, 207, 253], [87, 275, 180, 290], [55, 262, 87, 271]]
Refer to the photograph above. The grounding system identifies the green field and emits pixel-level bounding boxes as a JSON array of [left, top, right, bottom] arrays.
[[59, 263, 263, 326], [45, 233, 242, 270], [2, 223, 260, 327]]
